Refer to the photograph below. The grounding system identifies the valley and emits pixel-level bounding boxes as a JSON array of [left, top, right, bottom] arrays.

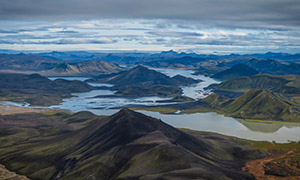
[[0, 51, 300, 180], [2, 0, 300, 179], [1, 67, 299, 143], [0, 109, 266, 180]]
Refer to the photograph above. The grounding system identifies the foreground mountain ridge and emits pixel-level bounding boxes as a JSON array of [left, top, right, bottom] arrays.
[[0, 109, 264, 180]]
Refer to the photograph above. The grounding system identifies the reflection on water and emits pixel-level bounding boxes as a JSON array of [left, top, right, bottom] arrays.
[[45, 70, 300, 142], [48, 76, 114, 87], [50, 90, 177, 115], [87, 83, 114, 87], [3, 97, 300, 142], [47, 69, 219, 115], [150, 68, 220, 99], [138, 111, 300, 143], [1, 69, 299, 142], [0, 101, 30, 107], [48, 77, 91, 81], [235, 119, 295, 133]]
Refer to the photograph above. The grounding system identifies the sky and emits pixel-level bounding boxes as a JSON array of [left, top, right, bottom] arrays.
[[0, 0, 300, 54]]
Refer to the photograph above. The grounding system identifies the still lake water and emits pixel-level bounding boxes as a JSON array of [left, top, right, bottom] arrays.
[[5, 69, 300, 142]]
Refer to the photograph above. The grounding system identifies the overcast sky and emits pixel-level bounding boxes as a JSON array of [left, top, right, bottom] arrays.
[[0, 0, 300, 54]]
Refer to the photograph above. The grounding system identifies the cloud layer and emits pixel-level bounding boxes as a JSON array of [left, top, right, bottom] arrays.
[[1, 0, 300, 29], [0, 1, 299, 53]]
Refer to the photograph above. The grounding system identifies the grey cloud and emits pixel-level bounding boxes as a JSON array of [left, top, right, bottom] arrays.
[[0, 30, 19, 34], [50, 39, 117, 44], [0, 38, 117, 45], [0, 0, 300, 30], [138, 32, 300, 47], [148, 31, 203, 37], [56, 30, 79, 34]]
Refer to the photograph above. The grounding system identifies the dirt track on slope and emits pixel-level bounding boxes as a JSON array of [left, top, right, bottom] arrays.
[[243, 151, 300, 180], [0, 164, 30, 180], [0, 104, 65, 115]]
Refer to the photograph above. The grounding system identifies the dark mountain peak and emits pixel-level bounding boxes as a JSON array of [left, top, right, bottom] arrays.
[[0, 108, 264, 180], [109, 108, 161, 130], [172, 74, 200, 85], [89, 65, 198, 88], [112, 108, 135, 119], [78, 109, 210, 157], [28, 73, 44, 79], [172, 74, 185, 78], [131, 65, 149, 71], [161, 49, 177, 54]]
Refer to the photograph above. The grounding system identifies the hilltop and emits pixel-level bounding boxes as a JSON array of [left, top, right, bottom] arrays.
[[204, 89, 300, 122], [88, 65, 199, 87], [0, 109, 264, 180], [140, 89, 300, 122], [87, 66, 199, 98]]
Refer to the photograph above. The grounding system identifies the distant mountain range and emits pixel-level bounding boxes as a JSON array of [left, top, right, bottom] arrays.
[[0, 50, 299, 78], [34, 50, 300, 62], [212, 59, 300, 78], [0, 109, 264, 180], [0, 53, 123, 76]]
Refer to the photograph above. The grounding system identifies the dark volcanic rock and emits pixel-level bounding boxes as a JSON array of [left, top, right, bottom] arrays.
[[0, 109, 264, 180]]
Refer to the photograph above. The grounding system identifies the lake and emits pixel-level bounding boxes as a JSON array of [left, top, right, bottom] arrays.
[[1, 68, 299, 142], [45, 68, 300, 143]]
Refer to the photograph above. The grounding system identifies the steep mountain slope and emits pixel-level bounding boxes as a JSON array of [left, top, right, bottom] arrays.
[[211, 64, 259, 81], [209, 74, 300, 95], [211, 89, 300, 121], [0, 109, 263, 180], [202, 93, 232, 108], [47, 60, 123, 75], [88, 65, 199, 87]]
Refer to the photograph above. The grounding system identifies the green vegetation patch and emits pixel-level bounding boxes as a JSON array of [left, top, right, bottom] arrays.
[[131, 107, 178, 114]]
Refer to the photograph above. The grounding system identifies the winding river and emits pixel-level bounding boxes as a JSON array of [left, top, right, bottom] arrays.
[[4, 69, 300, 143]]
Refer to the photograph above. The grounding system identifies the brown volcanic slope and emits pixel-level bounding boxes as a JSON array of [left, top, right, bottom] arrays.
[[0, 53, 123, 76], [0, 109, 264, 180]]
